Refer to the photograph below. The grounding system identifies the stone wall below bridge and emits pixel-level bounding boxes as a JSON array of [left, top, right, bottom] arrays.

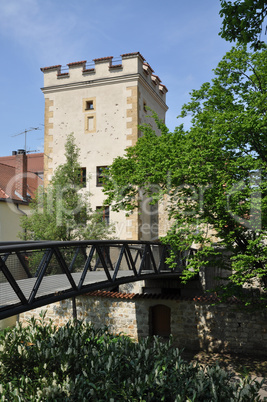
[[19, 292, 267, 357]]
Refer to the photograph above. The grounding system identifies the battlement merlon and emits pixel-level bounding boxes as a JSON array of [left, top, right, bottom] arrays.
[[40, 52, 168, 99]]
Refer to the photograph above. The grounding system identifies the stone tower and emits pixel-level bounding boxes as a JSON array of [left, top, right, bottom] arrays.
[[41, 52, 168, 240]]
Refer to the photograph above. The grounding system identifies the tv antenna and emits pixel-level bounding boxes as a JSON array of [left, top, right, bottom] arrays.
[[11, 127, 41, 152]]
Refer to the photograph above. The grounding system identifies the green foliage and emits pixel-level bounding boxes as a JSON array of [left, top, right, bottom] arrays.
[[20, 134, 114, 241], [103, 46, 267, 306], [219, 0, 267, 50], [0, 317, 263, 401]]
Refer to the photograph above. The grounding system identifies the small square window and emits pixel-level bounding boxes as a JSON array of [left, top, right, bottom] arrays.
[[85, 100, 94, 110], [83, 97, 96, 112], [96, 166, 108, 186]]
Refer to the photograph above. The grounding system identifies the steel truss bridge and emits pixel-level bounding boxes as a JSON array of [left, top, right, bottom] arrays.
[[0, 240, 193, 320]]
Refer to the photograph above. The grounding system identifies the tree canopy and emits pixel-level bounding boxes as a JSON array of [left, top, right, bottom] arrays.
[[104, 45, 267, 305], [21, 134, 114, 241], [219, 0, 267, 50]]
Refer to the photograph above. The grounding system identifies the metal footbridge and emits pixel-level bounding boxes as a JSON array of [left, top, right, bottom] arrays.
[[0, 240, 191, 320]]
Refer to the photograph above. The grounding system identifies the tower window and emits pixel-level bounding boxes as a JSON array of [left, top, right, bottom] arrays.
[[78, 167, 86, 187], [96, 166, 108, 186], [85, 100, 94, 110], [84, 113, 96, 133], [96, 206, 110, 225], [83, 97, 96, 112], [87, 116, 94, 131]]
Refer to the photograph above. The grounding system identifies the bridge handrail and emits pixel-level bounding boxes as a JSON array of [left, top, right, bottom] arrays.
[[0, 240, 163, 253]]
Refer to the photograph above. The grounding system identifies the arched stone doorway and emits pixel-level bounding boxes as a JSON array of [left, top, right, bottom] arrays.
[[150, 304, 171, 337]]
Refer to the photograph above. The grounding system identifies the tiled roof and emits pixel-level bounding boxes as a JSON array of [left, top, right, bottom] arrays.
[[121, 52, 145, 61], [0, 155, 16, 168], [0, 153, 44, 173], [0, 163, 19, 200], [152, 74, 162, 83], [0, 153, 44, 202], [27, 153, 44, 173], [192, 295, 242, 304], [87, 290, 136, 299], [26, 174, 43, 198], [68, 61, 86, 67], [159, 83, 168, 92], [85, 290, 248, 304], [93, 56, 113, 62], [83, 68, 95, 73], [58, 72, 69, 77], [40, 65, 61, 72], [109, 64, 122, 69], [86, 290, 184, 301], [143, 62, 154, 72]]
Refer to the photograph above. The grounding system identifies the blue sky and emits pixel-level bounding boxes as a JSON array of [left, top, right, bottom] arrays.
[[0, 0, 232, 156]]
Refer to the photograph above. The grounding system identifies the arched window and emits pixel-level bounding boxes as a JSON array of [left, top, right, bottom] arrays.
[[150, 304, 171, 338]]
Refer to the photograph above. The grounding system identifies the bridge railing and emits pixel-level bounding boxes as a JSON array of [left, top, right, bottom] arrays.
[[0, 240, 196, 319]]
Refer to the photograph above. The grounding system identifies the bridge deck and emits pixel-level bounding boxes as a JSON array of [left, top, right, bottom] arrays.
[[0, 270, 145, 308]]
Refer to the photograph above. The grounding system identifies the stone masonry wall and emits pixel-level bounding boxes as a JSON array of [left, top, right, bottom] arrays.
[[19, 296, 138, 339], [195, 303, 267, 356], [19, 295, 267, 356]]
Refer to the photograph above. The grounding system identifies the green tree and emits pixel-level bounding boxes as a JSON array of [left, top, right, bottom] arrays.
[[104, 45, 267, 305], [21, 133, 114, 241], [219, 0, 267, 50]]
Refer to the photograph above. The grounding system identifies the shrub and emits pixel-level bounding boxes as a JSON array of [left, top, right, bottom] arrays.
[[0, 315, 263, 401]]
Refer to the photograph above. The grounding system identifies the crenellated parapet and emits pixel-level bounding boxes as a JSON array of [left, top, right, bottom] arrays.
[[40, 52, 168, 99]]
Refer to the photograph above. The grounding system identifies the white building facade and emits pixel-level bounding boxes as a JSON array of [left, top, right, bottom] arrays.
[[41, 52, 168, 240]]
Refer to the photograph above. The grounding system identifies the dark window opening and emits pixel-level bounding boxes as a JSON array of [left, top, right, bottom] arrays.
[[96, 166, 108, 187], [85, 100, 94, 110], [78, 167, 86, 187], [96, 206, 110, 225]]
